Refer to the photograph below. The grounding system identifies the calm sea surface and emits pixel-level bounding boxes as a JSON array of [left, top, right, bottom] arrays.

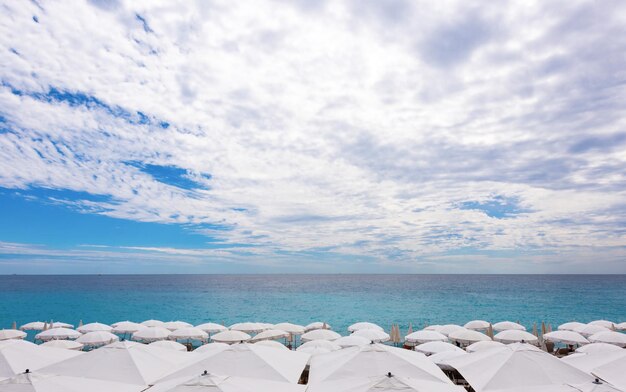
[[0, 275, 624, 333]]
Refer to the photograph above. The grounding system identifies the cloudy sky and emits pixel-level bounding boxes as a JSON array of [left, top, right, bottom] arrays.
[[1, 0, 625, 273]]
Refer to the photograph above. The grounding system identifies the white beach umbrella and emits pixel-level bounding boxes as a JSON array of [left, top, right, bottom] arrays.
[[195, 323, 227, 334], [229, 322, 268, 334], [35, 328, 81, 342], [348, 322, 384, 333], [590, 352, 626, 391], [0, 339, 82, 380], [306, 373, 466, 392], [543, 331, 590, 346], [141, 319, 165, 328], [49, 322, 74, 329], [576, 343, 624, 354], [19, 322, 46, 331], [169, 327, 209, 342], [428, 350, 468, 370], [405, 330, 448, 344], [492, 321, 526, 332], [148, 371, 306, 392], [112, 321, 145, 334], [616, 322, 626, 331], [254, 340, 289, 350], [297, 339, 341, 352], [424, 325, 443, 332], [449, 329, 491, 344], [163, 321, 193, 332], [589, 320, 616, 329], [414, 341, 464, 355], [352, 329, 390, 343], [157, 343, 310, 384], [250, 329, 289, 342], [76, 331, 119, 347], [0, 370, 145, 392], [588, 331, 626, 347], [77, 322, 112, 334], [301, 329, 341, 342], [41, 340, 84, 351], [0, 330, 26, 341], [576, 325, 611, 337], [559, 322, 587, 332], [304, 322, 332, 332], [464, 320, 491, 330], [308, 343, 454, 385], [211, 330, 251, 344], [494, 329, 539, 344], [273, 323, 305, 335], [149, 340, 188, 352], [296, 346, 332, 356], [437, 325, 465, 337], [465, 341, 506, 353], [193, 343, 230, 354], [446, 343, 593, 392], [132, 326, 171, 343], [334, 335, 371, 348]]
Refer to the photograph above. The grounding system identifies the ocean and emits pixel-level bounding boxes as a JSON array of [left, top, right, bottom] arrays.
[[0, 274, 624, 333]]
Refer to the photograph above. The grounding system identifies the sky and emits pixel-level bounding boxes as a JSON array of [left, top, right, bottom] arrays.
[[1, 0, 625, 274]]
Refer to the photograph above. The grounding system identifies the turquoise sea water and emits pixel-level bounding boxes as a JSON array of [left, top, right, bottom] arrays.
[[0, 275, 624, 334]]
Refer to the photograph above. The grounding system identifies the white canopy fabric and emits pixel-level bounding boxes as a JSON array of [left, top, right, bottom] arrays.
[[414, 341, 463, 355], [148, 372, 307, 392], [297, 340, 341, 352], [76, 331, 119, 346], [141, 320, 165, 327], [40, 340, 84, 351], [307, 343, 453, 385], [273, 323, 305, 335], [49, 323, 74, 329], [561, 351, 626, 374], [428, 350, 468, 370], [229, 322, 268, 334], [40, 340, 191, 385], [193, 343, 230, 354], [493, 330, 538, 344], [448, 329, 491, 344], [348, 322, 384, 333], [334, 336, 371, 348], [296, 346, 332, 356], [464, 320, 491, 330], [304, 322, 332, 332], [301, 329, 341, 342], [112, 321, 145, 334], [149, 340, 188, 352], [169, 327, 209, 341], [465, 341, 506, 353], [158, 343, 310, 384], [616, 322, 626, 331], [588, 331, 626, 347], [35, 328, 81, 341], [405, 330, 447, 344], [591, 352, 626, 392], [0, 371, 145, 392], [250, 329, 289, 342], [0, 330, 26, 341], [559, 322, 587, 332], [446, 343, 593, 392], [163, 321, 193, 332], [0, 339, 82, 381], [210, 330, 251, 344], [195, 323, 227, 334], [576, 343, 624, 354], [576, 325, 611, 337], [77, 323, 112, 334], [352, 329, 390, 343], [132, 327, 171, 343], [424, 325, 443, 332], [19, 322, 46, 331], [543, 331, 589, 345], [307, 374, 466, 392], [437, 325, 465, 337], [254, 340, 289, 350], [589, 321, 616, 329], [492, 321, 526, 332]]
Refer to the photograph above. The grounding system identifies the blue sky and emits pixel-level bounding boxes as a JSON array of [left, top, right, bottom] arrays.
[[0, 0, 625, 273]]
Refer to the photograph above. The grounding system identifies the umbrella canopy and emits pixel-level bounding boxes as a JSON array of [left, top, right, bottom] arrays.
[[273, 323, 305, 335], [304, 322, 332, 332], [0, 330, 26, 341], [0, 371, 144, 392], [76, 331, 119, 346], [149, 340, 188, 352], [40, 340, 190, 385], [446, 343, 593, 392], [307, 373, 466, 392], [0, 339, 82, 380], [589, 321, 616, 329], [229, 322, 268, 334], [163, 321, 193, 332], [576, 343, 624, 354], [308, 343, 454, 385], [492, 321, 526, 332], [464, 320, 491, 330], [297, 346, 332, 356], [112, 321, 145, 334], [588, 331, 626, 347], [35, 328, 81, 341], [576, 325, 611, 337], [149, 371, 306, 392], [301, 329, 341, 342], [169, 327, 209, 342], [559, 322, 587, 332], [562, 350, 626, 390], [19, 322, 46, 331], [348, 322, 384, 333], [437, 325, 465, 337], [424, 325, 443, 332], [132, 327, 171, 343], [405, 330, 447, 344], [254, 340, 289, 350], [414, 341, 464, 355], [193, 343, 230, 354], [465, 341, 506, 353], [49, 322, 74, 329], [352, 329, 390, 343], [297, 340, 341, 352], [616, 322, 626, 331], [158, 343, 310, 384], [250, 329, 290, 342], [195, 323, 227, 334], [211, 330, 251, 344], [40, 340, 84, 351], [494, 330, 539, 344], [141, 320, 166, 328], [543, 331, 589, 346], [77, 323, 112, 334], [334, 335, 371, 348], [449, 329, 491, 344], [428, 350, 468, 371]]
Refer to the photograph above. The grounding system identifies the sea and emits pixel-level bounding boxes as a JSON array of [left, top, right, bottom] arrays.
[[1, 274, 624, 334]]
